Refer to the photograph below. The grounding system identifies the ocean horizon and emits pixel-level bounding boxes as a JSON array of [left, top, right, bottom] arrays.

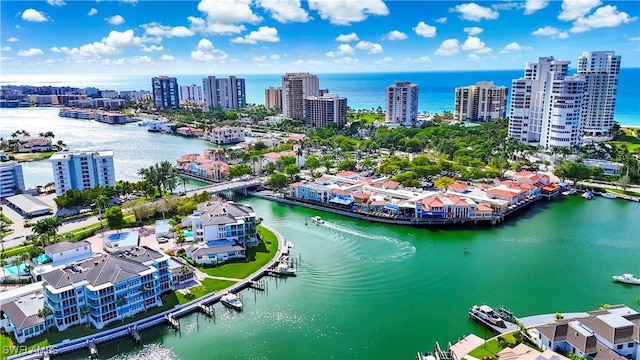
[[2, 68, 639, 126]]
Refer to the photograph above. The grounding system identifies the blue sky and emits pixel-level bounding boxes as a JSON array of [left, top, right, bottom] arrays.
[[1, 0, 638, 79]]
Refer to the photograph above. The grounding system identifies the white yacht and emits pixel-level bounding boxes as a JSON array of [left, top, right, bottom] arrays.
[[601, 192, 617, 199], [562, 189, 577, 196], [469, 305, 506, 328], [274, 262, 297, 276], [312, 216, 325, 225], [612, 274, 640, 285], [220, 292, 243, 310]]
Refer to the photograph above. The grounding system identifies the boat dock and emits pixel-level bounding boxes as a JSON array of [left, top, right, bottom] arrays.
[[468, 306, 520, 335], [8, 225, 290, 360]]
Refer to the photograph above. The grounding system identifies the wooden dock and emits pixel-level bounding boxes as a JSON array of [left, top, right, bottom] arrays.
[[165, 314, 180, 331], [129, 326, 141, 344], [87, 340, 98, 359], [197, 302, 215, 317]]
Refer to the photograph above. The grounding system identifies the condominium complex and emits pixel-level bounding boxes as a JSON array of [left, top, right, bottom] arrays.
[[282, 73, 319, 120], [577, 51, 621, 137], [385, 81, 419, 127], [49, 150, 116, 196], [508, 56, 585, 148], [453, 81, 508, 122], [151, 76, 179, 110], [265, 86, 282, 110], [206, 126, 245, 145], [304, 93, 348, 128], [40, 246, 171, 331], [0, 155, 25, 198], [178, 84, 203, 104], [202, 76, 246, 110]]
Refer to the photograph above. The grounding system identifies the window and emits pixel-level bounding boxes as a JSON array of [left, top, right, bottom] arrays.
[[617, 344, 623, 350]]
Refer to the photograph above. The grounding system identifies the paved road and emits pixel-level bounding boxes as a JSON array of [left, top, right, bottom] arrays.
[[185, 178, 264, 197]]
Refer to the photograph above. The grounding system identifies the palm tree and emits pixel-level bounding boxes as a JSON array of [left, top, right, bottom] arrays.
[[32, 217, 63, 246], [80, 305, 92, 327], [0, 259, 8, 279], [140, 286, 151, 312], [20, 253, 30, 279], [37, 306, 53, 333], [115, 295, 127, 321], [95, 194, 109, 219]]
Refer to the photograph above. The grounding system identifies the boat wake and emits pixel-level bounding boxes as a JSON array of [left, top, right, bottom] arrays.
[[107, 344, 179, 360], [320, 221, 416, 263]]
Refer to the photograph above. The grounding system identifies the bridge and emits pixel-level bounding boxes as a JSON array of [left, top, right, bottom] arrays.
[[185, 178, 264, 198]]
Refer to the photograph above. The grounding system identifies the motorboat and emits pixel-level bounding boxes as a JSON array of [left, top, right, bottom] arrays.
[[469, 305, 506, 328], [220, 292, 243, 310], [274, 262, 297, 276], [582, 190, 593, 200], [286, 241, 295, 249], [562, 189, 577, 196], [612, 274, 640, 285], [601, 192, 617, 199], [312, 216, 325, 225]]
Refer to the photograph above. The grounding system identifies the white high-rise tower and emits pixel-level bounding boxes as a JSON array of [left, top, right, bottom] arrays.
[[385, 81, 419, 127]]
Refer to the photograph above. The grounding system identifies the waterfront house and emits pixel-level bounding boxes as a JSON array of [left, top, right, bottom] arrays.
[[40, 249, 167, 331], [176, 126, 205, 138], [486, 187, 521, 204], [17, 137, 52, 153], [207, 126, 245, 145], [94, 112, 126, 124], [532, 305, 639, 360], [185, 243, 246, 266], [0, 291, 54, 344], [168, 258, 195, 285], [176, 152, 229, 182], [497, 343, 569, 360]]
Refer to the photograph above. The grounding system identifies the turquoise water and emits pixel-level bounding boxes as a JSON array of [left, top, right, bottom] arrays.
[[4, 263, 27, 275], [184, 231, 193, 237], [56, 196, 640, 360], [35, 253, 51, 264]]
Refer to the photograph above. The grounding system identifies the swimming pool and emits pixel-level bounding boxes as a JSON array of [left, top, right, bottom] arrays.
[[184, 231, 193, 237], [3, 263, 28, 275], [35, 253, 51, 264]]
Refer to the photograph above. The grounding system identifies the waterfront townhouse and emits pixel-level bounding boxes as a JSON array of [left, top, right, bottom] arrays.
[[532, 304, 639, 360], [176, 126, 205, 138], [94, 111, 126, 124], [50, 150, 116, 196], [40, 249, 166, 331], [183, 200, 257, 265], [176, 152, 229, 182], [31, 241, 94, 281], [0, 290, 54, 344], [207, 126, 245, 145], [0, 159, 25, 199]]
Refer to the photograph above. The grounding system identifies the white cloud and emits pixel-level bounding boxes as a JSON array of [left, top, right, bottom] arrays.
[[191, 38, 228, 61], [435, 17, 447, 24], [106, 15, 125, 25], [326, 43, 355, 57], [308, 0, 388, 25], [195, 0, 262, 34], [531, 26, 569, 39], [254, 55, 266, 61], [1, 46, 11, 51], [467, 53, 481, 61], [461, 36, 492, 53], [333, 57, 358, 65], [450, 3, 499, 21], [231, 26, 279, 44], [141, 23, 195, 39], [524, 0, 548, 15], [119, 0, 138, 4], [141, 45, 164, 52], [52, 42, 121, 57], [292, 59, 325, 66], [88, 8, 98, 16], [463, 26, 483, 35], [630, 37, 640, 41], [402, 56, 431, 63], [256, 0, 311, 23], [383, 30, 408, 41], [161, 54, 175, 61], [21, 9, 48, 22], [375, 56, 393, 64], [570, 5, 637, 33], [500, 42, 533, 53], [18, 48, 44, 56], [7, 37, 19, 42], [335, 33, 359, 42], [492, 2, 522, 10], [435, 39, 460, 56], [102, 30, 141, 47], [558, 0, 601, 21], [270, 54, 280, 59], [355, 41, 383, 54], [46, 0, 66, 6], [413, 21, 436, 38]]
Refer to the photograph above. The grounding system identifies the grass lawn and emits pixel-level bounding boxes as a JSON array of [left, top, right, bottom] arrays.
[[1, 213, 13, 224], [1, 245, 33, 259], [0, 293, 180, 359], [198, 225, 279, 279], [353, 113, 384, 123], [467, 332, 517, 359], [175, 278, 236, 304], [608, 132, 640, 152], [10, 151, 55, 162], [606, 188, 640, 197]]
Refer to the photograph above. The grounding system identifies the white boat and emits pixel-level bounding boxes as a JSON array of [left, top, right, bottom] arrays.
[[312, 216, 325, 225], [601, 192, 617, 199], [286, 241, 295, 249], [274, 262, 297, 276], [469, 305, 506, 328], [562, 189, 577, 196], [220, 292, 243, 310], [582, 190, 593, 200], [612, 274, 640, 285]]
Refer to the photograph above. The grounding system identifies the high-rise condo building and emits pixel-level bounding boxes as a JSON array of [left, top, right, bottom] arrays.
[[202, 76, 246, 110], [265, 86, 282, 110], [453, 81, 508, 122], [151, 76, 179, 110], [577, 51, 621, 138], [282, 73, 319, 120], [508, 56, 585, 148], [0, 154, 25, 198], [385, 81, 419, 127], [304, 94, 347, 129], [49, 150, 116, 196], [179, 84, 203, 104]]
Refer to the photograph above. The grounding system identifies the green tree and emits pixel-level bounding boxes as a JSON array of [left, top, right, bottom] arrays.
[[268, 172, 289, 190], [116, 295, 127, 321], [618, 175, 631, 192], [228, 164, 252, 179], [140, 286, 151, 312], [37, 306, 53, 333], [95, 194, 109, 219], [434, 176, 455, 190], [284, 164, 300, 181], [337, 159, 357, 171], [304, 155, 321, 176], [105, 206, 126, 233], [32, 217, 63, 246], [80, 305, 92, 327]]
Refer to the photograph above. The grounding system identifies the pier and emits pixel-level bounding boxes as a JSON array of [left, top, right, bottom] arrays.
[[165, 314, 180, 331], [197, 301, 215, 317], [128, 326, 141, 344]]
